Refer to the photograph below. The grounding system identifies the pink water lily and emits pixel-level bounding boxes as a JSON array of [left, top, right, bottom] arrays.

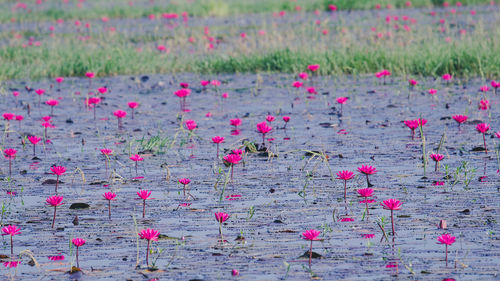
[[302, 229, 320, 266]]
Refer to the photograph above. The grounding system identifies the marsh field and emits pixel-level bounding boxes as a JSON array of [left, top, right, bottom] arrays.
[[0, 0, 499, 280]]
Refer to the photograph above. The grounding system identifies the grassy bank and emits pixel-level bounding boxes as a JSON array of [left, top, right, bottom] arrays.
[[2, 0, 495, 23], [1, 36, 498, 80]]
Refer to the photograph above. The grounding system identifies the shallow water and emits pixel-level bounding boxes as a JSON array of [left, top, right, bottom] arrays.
[[0, 73, 499, 280]]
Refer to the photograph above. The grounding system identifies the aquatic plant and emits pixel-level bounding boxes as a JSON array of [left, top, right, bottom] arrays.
[[336, 170, 354, 200], [46, 195, 63, 228], [138, 228, 159, 267], [103, 192, 116, 220], [3, 148, 17, 178], [1, 225, 21, 256], [215, 212, 229, 243], [137, 190, 152, 218], [381, 199, 402, 236], [476, 123, 490, 154], [71, 238, 86, 268], [50, 166, 66, 193], [302, 229, 320, 267], [357, 165, 376, 187], [437, 234, 456, 267]]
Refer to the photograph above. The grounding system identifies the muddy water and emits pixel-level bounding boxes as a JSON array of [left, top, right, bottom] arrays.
[[0, 74, 498, 280]]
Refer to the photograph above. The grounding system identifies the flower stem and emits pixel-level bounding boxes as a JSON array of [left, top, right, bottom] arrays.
[[391, 210, 395, 236], [309, 240, 313, 267], [146, 240, 150, 267], [343, 180, 347, 200], [55, 175, 59, 193], [445, 244, 448, 267], [483, 133, 488, 154], [76, 246, 80, 268], [52, 206, 57, 228], [142, 199, 146, 218]]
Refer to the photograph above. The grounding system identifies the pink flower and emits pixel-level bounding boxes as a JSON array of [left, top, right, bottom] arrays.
[[50, 166, 66, 176], [48, 255, 65, 261], [358, 165, 377, 175], [128, 102, 139, 109], [139, 228, 159, 241], [480, 85, 490, 92], [88, 97, 101, 105], [113, 110, 127, 118], [452, 115, 468, 124], [339, 217, 354, 222], [212, 136, 225, 144], [137, 190, 152, 200], [442, 74, 452, 81], [3, 261, 20, 268], [417, 118, 427, 127], [478, 99, 489, 110], [476, 123, 490, 133], [381, 199, 402, 210], [3, 148, 17, 159], [336, 170, 354, 180], [404, 120, 419, 130], [283, 116, 290, 123], [232, 149, 243, 155], [97, 87, 107, 94], [292, 81, 303, 88], [362, 234, 375, 239], [222, 92, 228, 99], [211, 80, 221, 87], [336, 97, 348, 104], [256, 121, 272, 134], [3, 113, 15, 120], [100, 148, 113, 155], [179, 178, 191, 185], [35, 89, 45, 96], [85, 72, 95, 79], [224, 154, 242, 165], [12, 91, 20, 97], [437, 234, 456, 246], [266, 115, 275, 122], [430, 153, 444, 162], [72, 238, 86, 247], [302, 229, 320, 241], [215, 212, 229, 223], [28, 136, 42, 145], [180, 82, 189, 88], [428, 88, 437, 95], [1, 225, 21, 236], [357, 188, 374, 198], [230, 118, 242, 127], [130, 154, 144, 162], [298, 72, 308, 80], [308, 64, 320, 72], [174, 88, 191, 98], [46, 195, 64, 206], [185, 120, 197, 131], [46, 99, 59, 106], [15, 115, 23, 121], [200, 80, 210, 86], [103, 192, 116, 201]]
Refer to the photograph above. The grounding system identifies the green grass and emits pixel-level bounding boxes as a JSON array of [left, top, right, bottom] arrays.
[[1, 0, 494, 23], [1, 35, 498, 80]]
